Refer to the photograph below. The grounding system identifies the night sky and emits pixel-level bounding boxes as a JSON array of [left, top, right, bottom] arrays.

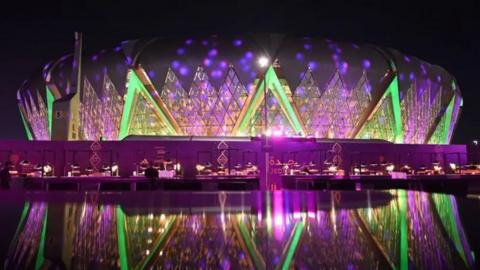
[[0, 0, 478, 143]]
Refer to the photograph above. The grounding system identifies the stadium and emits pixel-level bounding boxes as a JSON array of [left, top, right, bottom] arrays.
[[16, 33, 462, 144]]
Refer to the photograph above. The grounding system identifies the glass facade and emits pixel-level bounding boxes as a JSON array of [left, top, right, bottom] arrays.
[[16, 35, 462, 144]]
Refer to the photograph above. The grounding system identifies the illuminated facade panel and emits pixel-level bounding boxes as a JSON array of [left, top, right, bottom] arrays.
[[16, 34, 462, 144]]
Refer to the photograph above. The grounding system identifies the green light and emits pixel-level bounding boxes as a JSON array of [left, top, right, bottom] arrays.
[[119, 70, 177, 140], [238, 78, 265, 133], [116, 206, 129, 270], [19, 105, 33, 140], [46, 86, 55, 138], [432, 194, 468, 266], [237, 218, 265, 269], [281, 219, 305, 270], [237, 66, 304, 135], [34, 207, 48, 270], [398, 190, 408, 270], [139, 216, 176, 269], [387, 76, 403, 143], [443, 95, 455, 144]]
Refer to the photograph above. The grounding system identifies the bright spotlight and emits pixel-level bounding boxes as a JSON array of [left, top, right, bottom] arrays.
[[258, 56, 269, 68]]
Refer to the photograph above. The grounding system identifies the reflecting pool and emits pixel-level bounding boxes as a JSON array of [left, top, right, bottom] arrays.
[[0, 190, 478, 269]]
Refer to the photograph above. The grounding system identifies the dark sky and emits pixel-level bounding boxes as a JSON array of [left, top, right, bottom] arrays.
[[0, 0, 479, 143]]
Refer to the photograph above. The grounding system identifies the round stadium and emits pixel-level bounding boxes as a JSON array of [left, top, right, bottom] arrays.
[[16, 33, 462, 144]]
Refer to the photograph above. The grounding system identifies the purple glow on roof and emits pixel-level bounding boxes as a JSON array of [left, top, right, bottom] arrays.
[[335, 48, 342, 54], [404, 56, 411, 62], [308, 61, 317, 70], [239, 58, 247, 65], [114, 46, 122, 52], [303, 43, 312, 50], [211, 70, 222, 79], [203, 58, 212, 67], [399, 72, 405, 81], [126, 56, 132, 65], [339, 61, 348, 75], [295, 52, 304, 61], [365, 84, 372, 93], [91, 55, 98, 61], [436, 75, 442, 82], [185, 39, 193, 45], [244, 51, 253, 59], [179, 66, 189, 76], [171, 60, 180, 69], [208, 49, 218, 57], [233, 39, 242, 47], [219, 61, 228, 69], [332, 54, 339, 61], [201, 40, 209, 46], [362, 59, 371, 69], [420, 64, 427, 75], [148, 70, 155, 78], [176, 48, 185, 55], [409, 72, 415, 81]]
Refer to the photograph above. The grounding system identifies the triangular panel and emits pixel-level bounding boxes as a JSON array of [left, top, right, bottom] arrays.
[[401, 80, 442, 144], [356, 92, 397, 142], [207, 67, 249, 136], [80, 78, 103, 140], [185, 66, 218, 136], [119, 70, 178, 139], [160, 68, 189, 131], [236, 66, 305, 136], [101, 74, 124, 140]]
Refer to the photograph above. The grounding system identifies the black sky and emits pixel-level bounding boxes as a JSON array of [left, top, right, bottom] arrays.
[[0, 0, 479, 143]]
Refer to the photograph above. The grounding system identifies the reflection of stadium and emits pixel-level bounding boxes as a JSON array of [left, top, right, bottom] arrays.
[[17, 33, 461, 144], [5, 191, 475, 269]]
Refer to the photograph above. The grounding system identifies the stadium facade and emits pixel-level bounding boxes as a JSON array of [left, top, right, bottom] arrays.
[[17, 33, 462, 144]]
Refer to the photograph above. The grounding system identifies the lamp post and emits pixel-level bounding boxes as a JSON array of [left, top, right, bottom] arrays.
[[258, 56, 270, 190]]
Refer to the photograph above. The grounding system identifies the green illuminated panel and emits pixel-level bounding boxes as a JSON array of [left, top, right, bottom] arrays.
[[46, 86, 54, 138], [428, 96, 455, 144], [237, 66, 304, 136], [119, 70, 177, 139], [356, 76, 403, 143]]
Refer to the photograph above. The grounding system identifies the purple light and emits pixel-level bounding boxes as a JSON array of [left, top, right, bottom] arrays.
[[114, 46, 122, 52], [201, 40, 209, 46], [211, 70, 222, 79], [352, 43, 359, 49], [339, 61, 348, 74], [126, 56, 132, 65], [171, 60, 180, 69], [303, 43, 312, 50], [208, 49, 218, 57], [404, 56, 411, 62], [219, 60, 228, 69], [332, 54, 339, 61], [244, 51, 253, 59], [185, 38, 193, 45], [399, 72, 405, 81], [203, 58, 212, 67], [295, 52, 304, 61], [176, 48, 185, 55], [179, 66, 189, 76], [233, 39, 242, 47], [148, 70, 155, 78], [308, 61, 317, 70], [409, 72, 415, 81], [92, 55, 98, 61], [362, 59, 371, 69], [436, 75, 442, 82]]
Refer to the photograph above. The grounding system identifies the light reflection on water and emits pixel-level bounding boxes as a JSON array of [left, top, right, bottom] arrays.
[[2, 190, 476, 269]]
